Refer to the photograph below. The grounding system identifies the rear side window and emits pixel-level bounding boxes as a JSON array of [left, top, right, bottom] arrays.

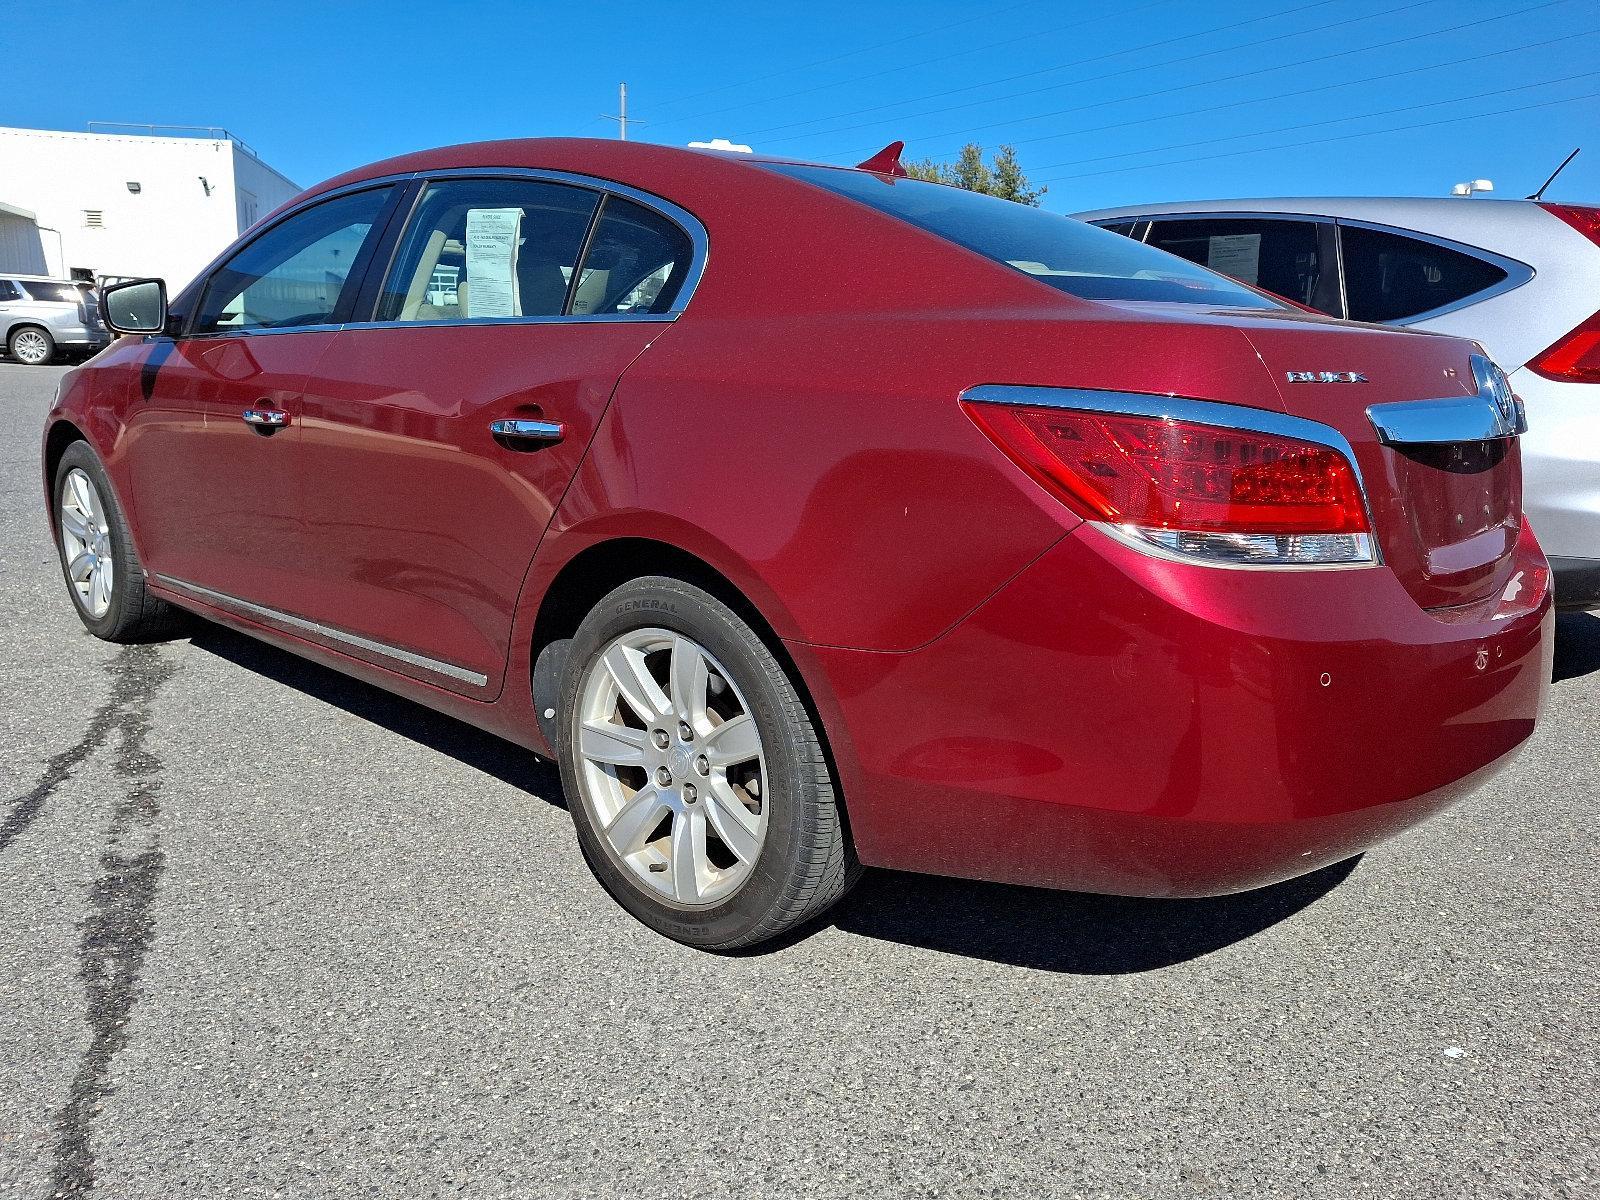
[[570, 196, 693, 316], [194, 187, 393, 335], [0, 280, 22, 301], [20, 281, 81, 304], [376, 178, 599, 322], [762, 164, 1281, 309], [1145, 217, 1338, 314], [1339, 224, 1508, 322]]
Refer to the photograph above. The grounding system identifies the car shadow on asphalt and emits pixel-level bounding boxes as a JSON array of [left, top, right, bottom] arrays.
[[187, 626, 564, 804], [811, 857, 1361, 973], [188, 623, 1362, 972], [1554, 611, 1600, 682]]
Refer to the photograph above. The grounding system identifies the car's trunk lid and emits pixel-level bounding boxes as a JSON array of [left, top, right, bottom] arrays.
[[1234, 314, 1522, 610]]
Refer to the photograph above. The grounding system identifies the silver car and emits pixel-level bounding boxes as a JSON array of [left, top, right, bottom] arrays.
[[0, 274, 112, 365], [1074, 197, 1600, 609]]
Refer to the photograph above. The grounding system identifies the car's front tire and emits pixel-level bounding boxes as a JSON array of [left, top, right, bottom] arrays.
[[9, 326, 55, 365], [53, 441, 188, 642], [558, 576, 859, 949]]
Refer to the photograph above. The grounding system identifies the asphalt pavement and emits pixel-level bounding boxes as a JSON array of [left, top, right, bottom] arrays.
[[2, 360, 1596, 1199]]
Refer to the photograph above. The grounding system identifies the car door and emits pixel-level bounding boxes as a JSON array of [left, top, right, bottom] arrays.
[[124, 185, 399, 616], [1142, 215, 1344, 316], [293, 174, 700, 697], [0, 278, 22, 345]]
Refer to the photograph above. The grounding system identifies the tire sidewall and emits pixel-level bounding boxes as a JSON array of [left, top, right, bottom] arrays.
[[54, 444, 131, 637], [11, 327, 55, 365], [558, 578, 818, 949]]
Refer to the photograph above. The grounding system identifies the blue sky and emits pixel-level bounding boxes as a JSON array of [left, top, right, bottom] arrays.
[[12, 0, 1597, 212]]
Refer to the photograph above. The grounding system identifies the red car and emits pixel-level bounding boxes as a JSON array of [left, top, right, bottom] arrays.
[[46, 138, 1551, 949]]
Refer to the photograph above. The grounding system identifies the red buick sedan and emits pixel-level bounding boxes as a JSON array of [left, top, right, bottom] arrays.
[[44, 138, 1551, 949]]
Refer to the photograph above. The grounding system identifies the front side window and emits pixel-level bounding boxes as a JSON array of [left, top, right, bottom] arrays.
[[1339, 224, 1509, 323], [193, 187, 393, 335], [569, 196, 694, 316], [1144, 217, 1337, 313], [376, 179, 599, 322], [763, 164, 1281, 309]]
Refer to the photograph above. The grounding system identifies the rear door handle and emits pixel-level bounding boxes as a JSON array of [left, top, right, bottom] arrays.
[[242, 408, 292, 428], [490, 418, 564, 446]]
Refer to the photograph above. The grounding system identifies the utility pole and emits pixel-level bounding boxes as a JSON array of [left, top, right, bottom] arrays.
[[602, 82, 631, 141]]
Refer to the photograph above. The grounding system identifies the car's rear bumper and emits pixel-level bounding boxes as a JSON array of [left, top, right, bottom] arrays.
[[797, 523, 1552, 898], [1511, 367, 1600, 567]]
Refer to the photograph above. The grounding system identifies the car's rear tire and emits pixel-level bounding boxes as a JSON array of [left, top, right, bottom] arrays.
[[53, 441, 189, 642], [9, 326, 55, 365], [558, 576, 859, 950]]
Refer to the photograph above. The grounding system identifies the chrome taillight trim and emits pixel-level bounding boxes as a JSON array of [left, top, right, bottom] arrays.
[[958, 383, 1381, 570]]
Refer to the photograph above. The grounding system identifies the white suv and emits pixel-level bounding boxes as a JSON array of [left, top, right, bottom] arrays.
[[0, 274, 111, 365], [1075, 197, 1600, 609]]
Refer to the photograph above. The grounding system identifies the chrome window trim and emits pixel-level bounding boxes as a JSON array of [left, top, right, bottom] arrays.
[[405, 166, 708, 319], [190, 312, 679, 340], [959, 383, 1382, 571], [180, 165, 708, 341], [153, 574, 490, 687]]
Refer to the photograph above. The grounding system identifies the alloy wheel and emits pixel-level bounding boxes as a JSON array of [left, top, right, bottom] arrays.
[[59, 468, 114, 618], [575, 628, 768, 908], [12, 329, 51, 364]]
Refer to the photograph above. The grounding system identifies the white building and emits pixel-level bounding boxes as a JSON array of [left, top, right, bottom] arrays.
[[0, 200, 49, 275], [0, 125, 300, 290]]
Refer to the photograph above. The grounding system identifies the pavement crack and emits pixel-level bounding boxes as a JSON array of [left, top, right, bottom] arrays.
[[1, 645, 168, 857], [43, 644, 176, 1199]]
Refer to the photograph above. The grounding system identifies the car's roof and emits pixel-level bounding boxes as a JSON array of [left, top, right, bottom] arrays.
[[8, 274, 84, 284], [307, 137, 835, 197], [1072, 195, 1565, 226]]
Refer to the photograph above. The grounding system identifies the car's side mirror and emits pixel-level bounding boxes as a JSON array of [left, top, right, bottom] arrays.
[[101, 278, 169, 335]]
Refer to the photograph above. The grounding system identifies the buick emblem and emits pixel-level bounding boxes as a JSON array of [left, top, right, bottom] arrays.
[[1286, 371, 1368, 384]]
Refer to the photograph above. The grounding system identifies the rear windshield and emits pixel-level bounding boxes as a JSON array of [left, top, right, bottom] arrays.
[[21, 281, 81, 304], [764, 164, 1282, 309]]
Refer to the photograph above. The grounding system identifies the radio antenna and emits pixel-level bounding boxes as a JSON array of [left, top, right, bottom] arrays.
[[1529, 148, 1580, 201]]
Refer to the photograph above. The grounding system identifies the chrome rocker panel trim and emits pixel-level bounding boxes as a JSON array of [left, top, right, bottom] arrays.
[[153, 575, 490, 687]]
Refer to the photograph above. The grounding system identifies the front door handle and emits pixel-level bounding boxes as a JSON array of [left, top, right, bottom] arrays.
[[490, 418, 564, 446], [242, 408, 292, 428]]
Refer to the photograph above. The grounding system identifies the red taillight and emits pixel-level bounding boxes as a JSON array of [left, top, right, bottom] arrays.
[[1538, 202, 1600, 245], [962, 401, 1373, 566], [1528, 308, 1600, 384], [1531, 205, 1600, 384]]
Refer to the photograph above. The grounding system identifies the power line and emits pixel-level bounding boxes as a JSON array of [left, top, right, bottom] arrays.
[[1028, 69, 1599, 174], [645, 0, 1053, 114], [902, 30, 1595, 173], [748, 0, 1417, 142], [652, 0, 1181, 131], [845, 1, 1577, 161], [1036, 87, 1600, 184]]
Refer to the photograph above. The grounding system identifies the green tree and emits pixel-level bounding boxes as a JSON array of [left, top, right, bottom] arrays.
[[990, 144, 1046, 206], [904, 143, 1044, 206]]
